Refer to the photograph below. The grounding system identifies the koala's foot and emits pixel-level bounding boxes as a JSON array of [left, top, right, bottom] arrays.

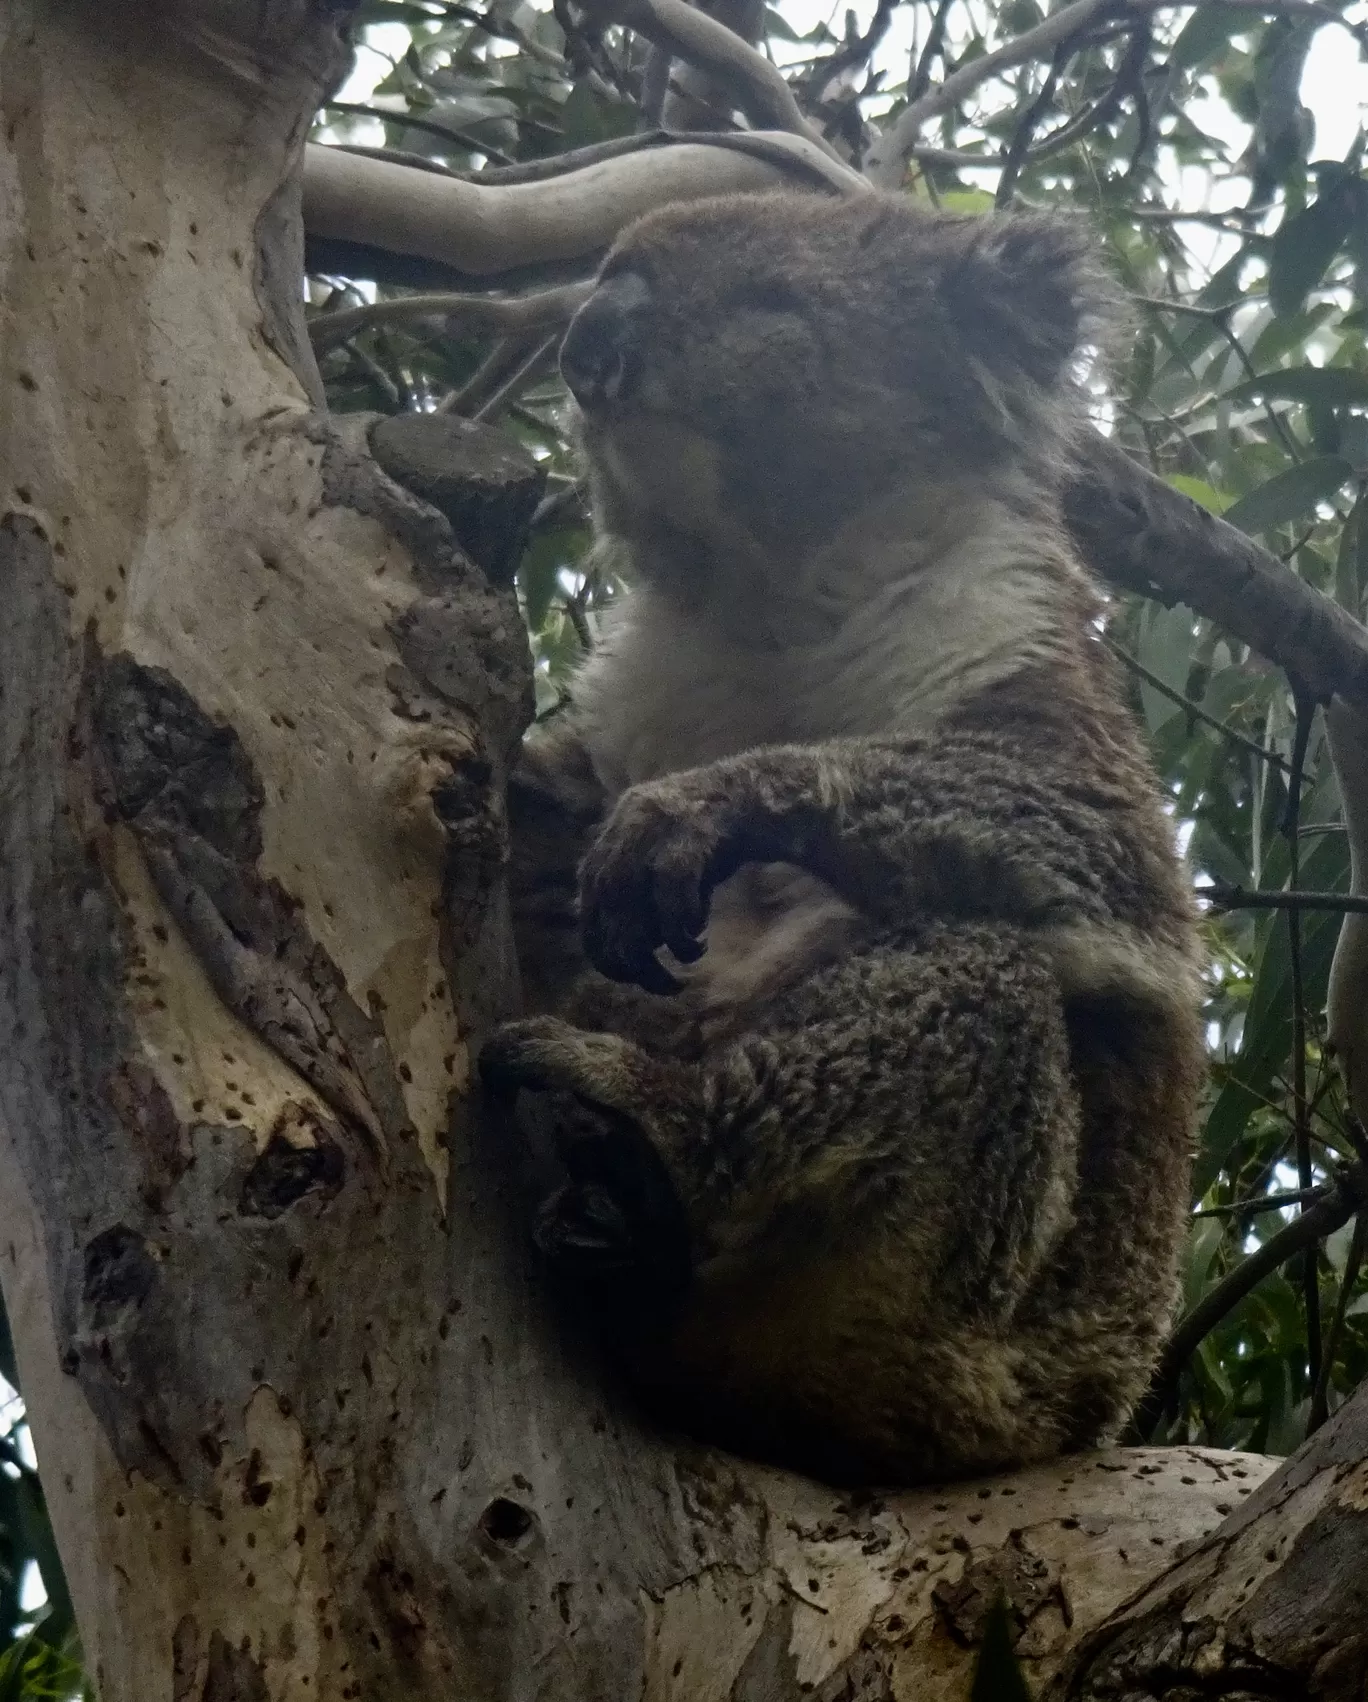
[[481, 1017, 693, 1308]]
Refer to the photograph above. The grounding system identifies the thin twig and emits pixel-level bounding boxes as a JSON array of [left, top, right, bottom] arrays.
[[439, 0, 568, 67], [472, 334, 561, 423], [1133, 1171, 1363, 1438], [1284, 689, 1322, 1408], [1308, 1209, 1365, 1433], [309, 282, 593, 355], [802, 0, 897, 101], [1201, 883, 1368, 917], [870, 0, 1368, 182], [1025, 14, 1153, 167], [867, 0, 1117, 184], [910, 0, 957, 102], [339, 340, 402, 409], [321, 101, 517, 165], [1193, 1184, 1330, 1218], [1103, 635, 1297, 775], [531, 480, 587, 529], [996, 41, 1067, 206], [570, 0, 847, 164], [439, 334, 543, 416]]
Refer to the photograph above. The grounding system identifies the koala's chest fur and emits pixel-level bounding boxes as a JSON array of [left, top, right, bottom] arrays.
[[569, 504, 1076, 1036]]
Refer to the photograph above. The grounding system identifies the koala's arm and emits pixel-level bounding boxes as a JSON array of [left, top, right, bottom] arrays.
[[506, 718, 607, 1014], [580, 733, 1190, 998]]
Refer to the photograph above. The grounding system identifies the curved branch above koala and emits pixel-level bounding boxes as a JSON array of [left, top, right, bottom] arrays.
[[302, 132, 862, 288]]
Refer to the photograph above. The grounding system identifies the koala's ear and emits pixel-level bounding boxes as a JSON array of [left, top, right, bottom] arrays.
[[940, 214, 1113, 390]]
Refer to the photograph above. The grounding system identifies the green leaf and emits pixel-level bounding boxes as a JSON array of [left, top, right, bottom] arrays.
[[1268, 193, 1354, 318], [0, 1633, 88, 1702], [1226, 367, 1368, 409], [1135, 602, 1196, 736], [1221, 457, 1353, 534], [939, 189, 997, 214], [1185, 1218, 1229, 1310], [517, 528, 573, 633], [1167, 474, 1232, 514], [762, 6, 800, 41], [971, 1600, 1034, 1702], [1336, 487, 1368, 616], [1170, 3, 1248, 71]]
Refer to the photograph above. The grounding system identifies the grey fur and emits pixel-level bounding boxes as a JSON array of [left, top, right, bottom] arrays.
[[484, 191, 1203, 1485]]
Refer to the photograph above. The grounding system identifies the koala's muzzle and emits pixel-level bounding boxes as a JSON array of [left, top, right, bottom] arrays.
[[560, 271, 651, 408]]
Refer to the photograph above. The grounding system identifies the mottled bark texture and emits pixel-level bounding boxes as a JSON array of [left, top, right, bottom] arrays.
[[0, 5, 1364, 1701]]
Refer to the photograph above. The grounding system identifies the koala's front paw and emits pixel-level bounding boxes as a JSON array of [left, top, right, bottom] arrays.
[[579, 781, 733, 992]]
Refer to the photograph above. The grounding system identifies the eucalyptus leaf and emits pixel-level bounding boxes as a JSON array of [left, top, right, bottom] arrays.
[[1268, 192, 1354, 318], [1226, 367, 1368, 409], [1221, 456, 1353, 534]]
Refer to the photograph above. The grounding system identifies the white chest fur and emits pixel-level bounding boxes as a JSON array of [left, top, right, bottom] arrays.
[[569, 499, 1072, 1035]]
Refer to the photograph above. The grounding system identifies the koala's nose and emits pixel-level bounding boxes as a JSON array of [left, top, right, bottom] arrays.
[[560, 272, 651, 408]]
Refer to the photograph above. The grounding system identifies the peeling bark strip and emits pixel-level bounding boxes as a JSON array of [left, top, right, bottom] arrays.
[[90, 651, 413, 1154]]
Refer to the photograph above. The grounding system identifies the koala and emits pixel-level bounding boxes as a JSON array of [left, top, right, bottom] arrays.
[[482, 190, 1205, 1486]]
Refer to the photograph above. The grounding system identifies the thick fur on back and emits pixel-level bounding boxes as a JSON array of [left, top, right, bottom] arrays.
[[493, 191, 1203, 1484]]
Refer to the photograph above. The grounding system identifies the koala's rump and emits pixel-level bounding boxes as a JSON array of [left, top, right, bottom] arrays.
[[627, 1242, 1058, 1484], [623, 921, 1096, 1483]]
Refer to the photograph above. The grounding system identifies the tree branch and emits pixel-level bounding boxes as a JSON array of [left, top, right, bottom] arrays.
[[308, 281, 593, 354], [302, 130, 863, 286], [1202, 883, 1368, 917], [867, 0, 1117, 186], [1063, 433, 1368, 713], [1103, 635, 1298, 775], [867, 0, 1357, 186], [568, 0, 845, 161], [1133, 1171, 1364, 1438]]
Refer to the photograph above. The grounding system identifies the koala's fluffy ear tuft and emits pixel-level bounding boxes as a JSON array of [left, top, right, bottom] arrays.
[[940, 212, 1120, 395]]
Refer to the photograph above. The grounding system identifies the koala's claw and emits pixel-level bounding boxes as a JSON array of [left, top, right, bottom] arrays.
[[535, 1182, 637, 1269], [578, 786, 725, 990]]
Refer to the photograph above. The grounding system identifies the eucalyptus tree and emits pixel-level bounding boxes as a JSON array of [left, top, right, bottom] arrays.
[[2, 0, 1368, 1697]]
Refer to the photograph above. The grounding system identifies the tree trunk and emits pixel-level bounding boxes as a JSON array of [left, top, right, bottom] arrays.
[[0, 5, 1364, 1700]]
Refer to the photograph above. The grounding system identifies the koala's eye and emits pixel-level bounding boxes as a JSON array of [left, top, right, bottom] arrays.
[[721, 280, 805, 316]]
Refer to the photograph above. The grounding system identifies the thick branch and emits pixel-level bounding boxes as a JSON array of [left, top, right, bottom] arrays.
[[1055, 1376, 1368, 1698], [1065, 441, 1368, 1127], [302, 131, 863, 286], [1065, 433, 1368, 713]]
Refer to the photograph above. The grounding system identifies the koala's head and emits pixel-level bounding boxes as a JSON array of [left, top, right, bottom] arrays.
[[560, 191, 1116, 554]]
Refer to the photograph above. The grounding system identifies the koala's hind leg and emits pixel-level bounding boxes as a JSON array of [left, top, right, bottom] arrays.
[[480, 1017, 702, 1309], [484, 923, 1082, 1459]]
